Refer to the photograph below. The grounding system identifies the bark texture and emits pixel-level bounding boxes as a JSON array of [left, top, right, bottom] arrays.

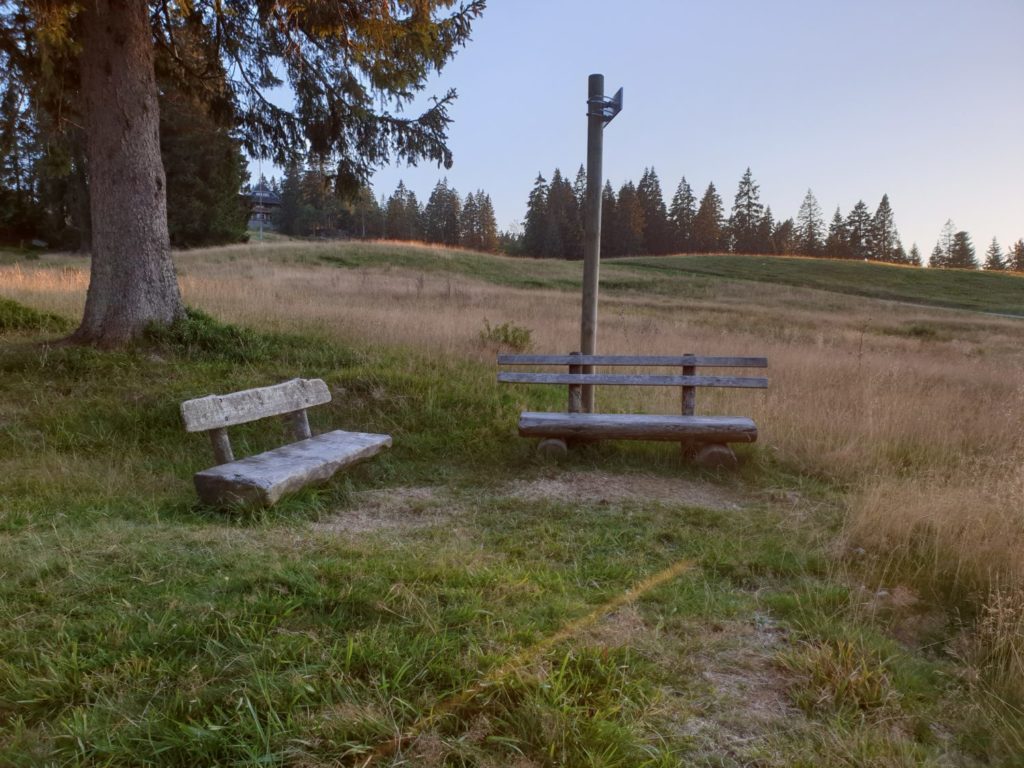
[[72, 0, 184, 346]]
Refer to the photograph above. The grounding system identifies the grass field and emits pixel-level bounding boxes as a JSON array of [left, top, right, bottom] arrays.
[[1, 241, 1023, 766]]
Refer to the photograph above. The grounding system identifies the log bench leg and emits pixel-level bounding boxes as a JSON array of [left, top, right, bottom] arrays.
[[693, 443, 738, 470], [537, 438, 569, 458]]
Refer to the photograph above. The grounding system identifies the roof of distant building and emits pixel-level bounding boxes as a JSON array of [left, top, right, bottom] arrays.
[[249, 182, 282, 206]]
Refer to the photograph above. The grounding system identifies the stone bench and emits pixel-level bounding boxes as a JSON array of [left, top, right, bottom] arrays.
[[497, 353, 768, 468], [181, 378, 391, 506]]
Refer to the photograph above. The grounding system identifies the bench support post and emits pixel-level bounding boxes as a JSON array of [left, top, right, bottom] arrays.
[[568, 351, 583, 414], [681, 354, 697, 458], [285, 409, 312, 442], [208, 428, 235, 465]]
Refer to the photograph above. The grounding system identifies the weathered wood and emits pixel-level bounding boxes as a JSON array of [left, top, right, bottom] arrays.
[[518, 412, 758, 443], [568, 351, 583, 414], [537, 438, 569, 458], [208, 427, 234, 465], [498, 354, 768, 368], [694, 443, 738, 470], [499, 372, 768, 389], [285, 409, 312, 441], [193, 430, 392, 507], [681, 354, 696, 416], [181, 378, 331, 433]]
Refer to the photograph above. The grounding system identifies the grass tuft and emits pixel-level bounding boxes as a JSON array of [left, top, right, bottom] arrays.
[[0, 296, 71, 333]]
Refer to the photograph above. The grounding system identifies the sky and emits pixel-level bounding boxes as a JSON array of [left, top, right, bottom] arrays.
[[256, 0, 1024, 255]]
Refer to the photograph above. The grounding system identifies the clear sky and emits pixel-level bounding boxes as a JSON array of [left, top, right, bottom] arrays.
[[261, 0, 1024, 255]]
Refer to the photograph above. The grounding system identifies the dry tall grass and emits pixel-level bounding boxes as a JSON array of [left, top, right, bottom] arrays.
[[3, 242, 1024, 691]]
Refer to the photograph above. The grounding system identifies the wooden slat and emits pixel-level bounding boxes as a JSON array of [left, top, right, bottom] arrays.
[[498, 354, 767, 368], [181, 378, 331, 433], [194, 430, 391, 506], [518, 412, 758, 443], [498, 372, 768, 389]]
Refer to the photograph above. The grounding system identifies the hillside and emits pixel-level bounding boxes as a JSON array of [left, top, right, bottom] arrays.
[[622, 253, 1024, 316], [217, 241, 1024, 317]]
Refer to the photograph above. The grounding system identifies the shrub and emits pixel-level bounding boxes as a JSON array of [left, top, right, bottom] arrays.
[[479, 318, 532, 352]]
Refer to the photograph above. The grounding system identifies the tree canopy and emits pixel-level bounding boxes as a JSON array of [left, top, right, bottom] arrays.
[[0, 0, 485, 344]]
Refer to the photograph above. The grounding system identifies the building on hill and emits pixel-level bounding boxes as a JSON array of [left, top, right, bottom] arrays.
[[247, 181, 282, 230]]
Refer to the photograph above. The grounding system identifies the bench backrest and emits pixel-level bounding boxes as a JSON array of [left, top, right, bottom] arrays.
[[181, 378, 332, 466], [497, 353, 767, 416], [498, 354, 767, 368], [181, 378, 331, 432], [497, 354, 768, 390]]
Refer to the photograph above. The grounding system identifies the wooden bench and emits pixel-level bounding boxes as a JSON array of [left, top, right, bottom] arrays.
[[181, 378, 391, 506], [497, 353, 768, 468]]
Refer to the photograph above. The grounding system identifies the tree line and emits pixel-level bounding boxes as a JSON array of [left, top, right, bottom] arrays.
[[274, 171, 500, 252], [515, 165, 1024, 271]]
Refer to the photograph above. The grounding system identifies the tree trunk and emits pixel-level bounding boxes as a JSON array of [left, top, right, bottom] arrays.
[[70, 0, 184, 347]]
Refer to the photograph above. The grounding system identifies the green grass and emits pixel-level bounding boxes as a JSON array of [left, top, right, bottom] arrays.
[[622, 254, 1024, 316], [308, 243, 1024, 316], [0, 305, 1016, 766]]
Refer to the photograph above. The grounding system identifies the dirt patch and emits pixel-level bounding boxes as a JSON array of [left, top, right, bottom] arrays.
[[311, 486, 454, 535], [504, 470, 748, 511], [658, 614, 807, 760]]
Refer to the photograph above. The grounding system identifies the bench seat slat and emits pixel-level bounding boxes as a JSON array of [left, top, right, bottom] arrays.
[[181, 378, 331, 433], [498, 372, 768, 388], [518, 412, 758, 443], [193, 430, 391, 506], [498, 354, 767, 368]]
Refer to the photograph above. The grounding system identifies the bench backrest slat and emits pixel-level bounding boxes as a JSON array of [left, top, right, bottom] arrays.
[[181, 378, 331, 433], [498, 354, 767, 368], [498, 372, 768, 389]]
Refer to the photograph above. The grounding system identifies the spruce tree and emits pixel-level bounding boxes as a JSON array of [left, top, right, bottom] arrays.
[[160, 89, 249, 247], [476, 192, 498, 252], [844, 201, 872, 259], [384, 180, 418, 241], [668, 176, 696, 253], [908, 243, 922, 267], [795, 189, 824, 256], [614, 181, 645, 257], [1008, 239, 1024, 272], [573, 165, 587, 209], [892, 241, 908, 264], [277, 162, 304, 236], [523, 173, 548, 257], [460, 191, 480, 249], [772, 218, 796, 255], [545, 168, 582, 259], [756, 206, 775, 254], [728, 167, 765, 254], [636, 167, 671, 254], [600, 181, 618, 257], [423, 178, 460, 245], [824, 207, 848, 258], [869, 194, 898, 262], [983, 237, 1005, 271], [693, 182, 725, 253], [930, 220, 956, 267], [948, 230, 977, 269]]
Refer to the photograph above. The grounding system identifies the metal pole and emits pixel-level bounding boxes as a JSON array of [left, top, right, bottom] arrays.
[[580, 73, 604, 413]]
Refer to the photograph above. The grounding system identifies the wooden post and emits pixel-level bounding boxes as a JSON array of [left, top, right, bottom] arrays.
[[681, 353, 696, 458], [208, 427, 234, 465], [568, 351, 583, 413], [682, 354, 696, 416], [285, 409, 312, 442], [580, 74, 605, 414]]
